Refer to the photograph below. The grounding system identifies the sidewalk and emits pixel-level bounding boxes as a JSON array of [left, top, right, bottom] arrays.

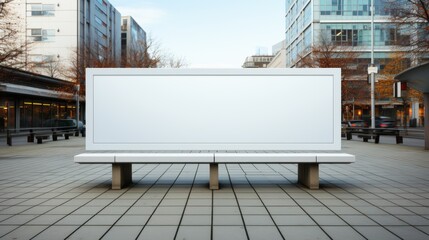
[[0, 137, 428, 239]]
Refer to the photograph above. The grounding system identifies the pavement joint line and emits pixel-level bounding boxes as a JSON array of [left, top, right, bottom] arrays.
[[243, 163, 286, 240], [96, 163, 166, 240], [172, 164, 200, 240], [225, 164, 250, 240], [0, 163, 113, 238], [134, 163, 187, 239], [0, 138, 429, 239]]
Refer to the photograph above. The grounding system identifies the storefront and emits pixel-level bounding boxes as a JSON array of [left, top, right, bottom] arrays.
[[0, 66, 83, 131]]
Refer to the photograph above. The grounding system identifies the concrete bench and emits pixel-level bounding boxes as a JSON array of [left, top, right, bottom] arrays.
[[346, 127, 403, 144], [75, 68, 355, 191], [74, 152, 355, 190]]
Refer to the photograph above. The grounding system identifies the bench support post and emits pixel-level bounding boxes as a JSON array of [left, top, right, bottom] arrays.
[[112, 163, 132, 190], [298, 163, 319, 189], [209, 163, 219, 190]]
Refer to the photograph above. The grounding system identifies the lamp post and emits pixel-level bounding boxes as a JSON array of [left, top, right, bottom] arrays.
[[75, 84, 80, 136], [370, 0, 376, 128]]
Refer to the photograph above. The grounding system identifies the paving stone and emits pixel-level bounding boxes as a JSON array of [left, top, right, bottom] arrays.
[[247, 226, 283, 240], [322, 226, 366, 240], [33, 226, 79, 240], [1, 226, 47, 240], [243, 214, 274, 225], [147, 214, 182, 226], [86, 215, 121, 225], [176, 226, 211, 240], [137, 226, 177, 240], [180, 214, 211, 225], [272, 215, 316, 226], [101, 226, 141, 240], [279, 226, 330, 240], [213, 226, 247, 240], [184, 206, 212, 215], [386, 226, 429, 240], [213, 215, 243, 225], [67, 226, 111, 240], [55, 214, 93, 225], [354, 226, 402, 240]]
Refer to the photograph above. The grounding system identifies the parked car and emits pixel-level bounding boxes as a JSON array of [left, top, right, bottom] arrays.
[[375, 116, 396, 128], [344, 120, 367, 128]]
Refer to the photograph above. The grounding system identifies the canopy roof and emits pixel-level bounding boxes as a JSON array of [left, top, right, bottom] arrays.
[[395, 62, 429, 93]]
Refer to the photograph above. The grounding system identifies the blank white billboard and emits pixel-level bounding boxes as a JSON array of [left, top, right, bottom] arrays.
[[86, 68, 341, 150]]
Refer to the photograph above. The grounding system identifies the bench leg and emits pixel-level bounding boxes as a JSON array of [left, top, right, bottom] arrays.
[[53, 135, 58, 141], [65, 134, 70, 140], [396, 136, 403, 144], [298, 163, 319, 189], [346, 132, 352, 140], [112, 163, 132, 190], [7, 136, 11, 146], [37, 138, 43, 144], [375, 135, 380, 144], [209, 163, 219, 190]]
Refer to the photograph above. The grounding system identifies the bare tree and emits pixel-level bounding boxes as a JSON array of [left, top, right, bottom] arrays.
[[297, 34, 367, 116], [122, 36, 186, 68], [0, 0, 29, 69], [388, 0, 429, 57]]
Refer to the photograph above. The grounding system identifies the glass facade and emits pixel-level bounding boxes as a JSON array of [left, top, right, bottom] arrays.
[[1, 91, 80, 129], [320, 23, 411, 47], [319, 0, 393, 16], [285, 0, 412, 67]]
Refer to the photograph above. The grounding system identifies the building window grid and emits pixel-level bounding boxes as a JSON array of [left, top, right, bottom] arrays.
[[95, 16, 107, 27], [29, 28, 55, 42], [319, 0, 391, 16], [27, 4, 55, 16], [321, 23, 411, 47]]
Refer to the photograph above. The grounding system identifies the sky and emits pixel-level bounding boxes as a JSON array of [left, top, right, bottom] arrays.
[[108, 0, 285, 68]]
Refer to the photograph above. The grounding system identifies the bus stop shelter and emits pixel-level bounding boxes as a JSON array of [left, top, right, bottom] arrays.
[[395, 62, 429, 150]]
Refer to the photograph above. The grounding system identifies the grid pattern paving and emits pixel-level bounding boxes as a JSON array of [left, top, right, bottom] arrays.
[[0, 137, 428, 240]]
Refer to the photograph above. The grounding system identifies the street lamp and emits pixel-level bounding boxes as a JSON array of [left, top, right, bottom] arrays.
[[369, 0, 377, 128], [75, 84, 80, 136]]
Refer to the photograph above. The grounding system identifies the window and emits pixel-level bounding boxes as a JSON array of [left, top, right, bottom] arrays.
[[30, 29, 55, 41], [27, 4, 55, 16], [95, 16, 107, 27], [96, 0, 108, 6]]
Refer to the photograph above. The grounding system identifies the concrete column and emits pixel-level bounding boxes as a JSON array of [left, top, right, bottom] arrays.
[[209, 163, 219, 190], [112, 163, 132, 190], [412, 100, 420, 126], [298, 163, 319, 189], [424, 93, 429, 150]]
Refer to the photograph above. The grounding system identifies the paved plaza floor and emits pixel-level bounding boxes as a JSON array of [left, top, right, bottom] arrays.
[[0, 137, 428, 240]]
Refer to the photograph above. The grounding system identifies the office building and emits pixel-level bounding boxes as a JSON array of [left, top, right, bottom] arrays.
[[242, 55, 274, 68], [121, 16, 147, 67], [4, 0, 121, 78], [285, 0, 424, 124]]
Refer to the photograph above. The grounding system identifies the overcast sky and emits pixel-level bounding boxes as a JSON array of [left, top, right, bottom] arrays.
[[109, 0, 285, 68]]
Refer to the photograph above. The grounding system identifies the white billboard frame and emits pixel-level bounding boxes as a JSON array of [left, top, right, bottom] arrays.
[[86, 68, 341, 151]]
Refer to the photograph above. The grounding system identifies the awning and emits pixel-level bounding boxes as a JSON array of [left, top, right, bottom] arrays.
[[395, 62, 429, 93]]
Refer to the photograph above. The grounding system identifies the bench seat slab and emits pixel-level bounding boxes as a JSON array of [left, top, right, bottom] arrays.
[[214, 153, 316, 163], [316, 153, 355, 163], [74, 153, 115, 163], [115, 153, 214, 163]]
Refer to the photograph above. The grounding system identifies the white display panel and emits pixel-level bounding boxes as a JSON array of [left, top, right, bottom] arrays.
[[86, 68, 341, 150]]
